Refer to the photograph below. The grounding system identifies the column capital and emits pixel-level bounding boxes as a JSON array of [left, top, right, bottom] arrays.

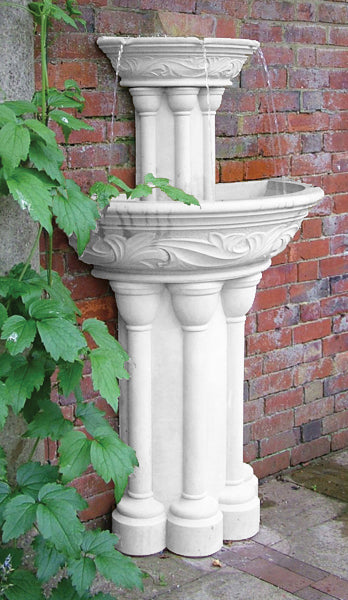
[[198, 87, 224, 113], [169, 281, 222, 330], [166, 87, 199, 114], [110, 281, 164, 327], [222, 274, 261, 320], [130, 87, 163, 114]]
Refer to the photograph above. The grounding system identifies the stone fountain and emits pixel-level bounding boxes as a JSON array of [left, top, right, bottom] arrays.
[[79, 37, 324, 557]]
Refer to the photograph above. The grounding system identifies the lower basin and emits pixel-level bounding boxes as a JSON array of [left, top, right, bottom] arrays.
[[81, 179, 324, 282]]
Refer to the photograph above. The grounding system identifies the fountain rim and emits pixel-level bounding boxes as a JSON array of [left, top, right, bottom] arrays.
[[97, 36, 260, 53], [106, 179, 324, 216]]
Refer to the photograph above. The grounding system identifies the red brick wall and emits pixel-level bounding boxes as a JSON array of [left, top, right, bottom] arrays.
[[37, 0, 348, 525]]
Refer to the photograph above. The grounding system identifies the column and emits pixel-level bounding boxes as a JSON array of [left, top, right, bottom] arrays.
[[198, 87, 224, 203], [110, 282, 166, 555], [219, 275, 261, 540], [167, 87, 199, 193], [130, 88, 162, 196], [166, 282, 223, 557]]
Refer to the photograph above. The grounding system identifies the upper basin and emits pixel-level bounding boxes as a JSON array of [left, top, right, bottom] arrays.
[[80, 179, 324, 282], [97, 36, 260, 87]]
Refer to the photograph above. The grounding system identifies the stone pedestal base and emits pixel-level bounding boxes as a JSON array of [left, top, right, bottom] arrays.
[[113, 496, 166, 556]]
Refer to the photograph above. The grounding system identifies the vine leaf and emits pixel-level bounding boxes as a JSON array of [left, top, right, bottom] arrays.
[[0, 447, 8, 481], [53, 179, 99, 255], [49, 109, 93, 143], [0, 383, 9, 428], [59, 430, 91, 483], [33, 535, 65, 583], [37, 483, 86, 556], [89, 349, 121, 412], [75, 401, 112, 436], [5, 569, 45, 600], [2, 494, 37, 542], [37, 317, 86, 362], [0, 302, 8, 328], [0, 122, 30, 176], [58, 360, 84, 396], [16, 462, 59, 500], [24, 118, 57, 147], [7, 167, 53, 234], [67, 556, 96, 596], [29, 138, 65, 184], [6, 357, 46, 414], [82, 529, 144, 590], [89, 181, 118, 209], [90, 433, 137, 502], [0, 104, 17, 125], [49, 578, 92, 600], [1, 315, 37, 355], [25, 398, 73, 440], [3, 100, 38, 116], [0, 481, 11, 523]]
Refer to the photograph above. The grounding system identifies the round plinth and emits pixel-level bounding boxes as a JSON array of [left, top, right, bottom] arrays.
[[112, 496, 167, 556]]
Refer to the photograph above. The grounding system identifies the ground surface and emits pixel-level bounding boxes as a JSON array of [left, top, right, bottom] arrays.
[[93, 450, 348, 599]]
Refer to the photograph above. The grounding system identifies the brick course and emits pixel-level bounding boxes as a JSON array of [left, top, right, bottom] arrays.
[[37, 0, 348, 525]]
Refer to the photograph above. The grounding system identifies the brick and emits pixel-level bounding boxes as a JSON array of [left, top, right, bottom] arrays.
[[291, 153, 331, 177], [216, 136, 258, 159], [220, 89, 256, 113], [301, 92, 324, 113], [63, 274, 110, 301], [323, 409, 348, 435], [259, 264, 297, 289], [333, 194, 348, 214], [47, 33, 101, 60], [300, 302, 321, 322], [305, 381, 323, 404], [220, 160, 243, 182], [331, 275, 348, 295], [303, 340, 323, 363], [298, 261, 319, 282], [293, 319, 331, 344], [330, 71, 348, 89], [68, 143, 130, 169], [264, 548, 328, 582], [215, 16, 237, 38], [297, 47, 316, 68], [295, 397, 334, 426], [244, 355, 263, 379], [245, 313, 257, 336], [251, 450, 291, 479], [141, 0, 195, 10], [196, 0, 249, 17], [265, 388, 303, 415], [73, 471, 114, 498], [45, 61, 98, 90], [319, 2, 348, 24], [320, 256, 347, 278], [96, 9, 156, 35], [64, 169, 108, 193], [258, 133, 301, 157], [332, 429, 348, 451], [244, 157, 289, 180], [317, 48, 348, 68], [288, 113, 330, 132], [253, 286, 288, 310], [323, 332, 348, 356], [324, 132, 348, 153], [243, 441, 259, 463], [260, 429, 300, 457], [324, 91, 348, 111], [261, 47, 295, 67], [329, 26, 348, 47], [157, 11, 216, 36], [249, 369, 293, 401], [242, 113, 288, 135], [244, 399, 264, 423], [76, 296, 117, 322], [313, 574, 348, 599], [290, 279, 329, 303], [291, 437, 331, 466], [239, 557, 312, 592], [252, 410, 294, 440], [289, 239, 329, 262], [241, 67, 287, 90], [332, 152, 348, 173], [247, 329, 292, 355], [324, 374, 348, 398], [295, 357, 334, 386], [302, 218, 323, 239], [241, 22, 283, 43], [285, 25, 327, 45], [251, 0, 295, 21], [79, 490, 115, 522], [297, 587, 339, 600], [257, 305, 300, 332], [333, 314, 348, 334], [216, 114, 238, 137], [264, 344, 304, 373], [289, 69, 330, 90], [301, 419, 322, 442], [334, 352, 348, 378], [323, 214, 348, 236]]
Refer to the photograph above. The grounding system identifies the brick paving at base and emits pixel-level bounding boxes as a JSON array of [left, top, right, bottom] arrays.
[[217, 541, 348, 600]]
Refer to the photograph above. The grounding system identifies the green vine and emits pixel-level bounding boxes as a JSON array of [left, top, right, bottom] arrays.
[[0, 0, 199, 597]]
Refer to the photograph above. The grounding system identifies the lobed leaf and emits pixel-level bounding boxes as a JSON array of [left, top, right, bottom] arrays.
[[7, 167, 53, 234], [3, 100, 38, 115], [90, 432, 137, 501], [17, 462, 59, 499], [90, 349, 120, 412], [53, 179, 99, 255], [37, 317, 86, 362], [49, 578, 91, 600], [0, 122, 30, 177], [6, 357, 46, 414], [5, 569, 45, 600], [33, 535, 66, 583], [1, 314, 37, 355], [25, 397, 73, 440], [0, 104, 17, 126], [29, 139, 65, 184], [2, 493, 37, 542], [24, 118, 57, 147], [75, 401, 113, 437], [67, 556, 96, 596], [49, 109, 93, 143], [89, 181, 119, 210], [58, 360, 84, 396], [59, 430, 91, 483]]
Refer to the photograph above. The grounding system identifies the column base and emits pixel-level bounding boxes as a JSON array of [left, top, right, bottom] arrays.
[[166, 496, 223, 557], [112, 495, 166, 556], [219, 465, 260, 540]]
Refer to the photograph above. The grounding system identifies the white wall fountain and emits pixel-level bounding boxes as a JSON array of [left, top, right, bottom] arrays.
[[80, 37, 324, 557]]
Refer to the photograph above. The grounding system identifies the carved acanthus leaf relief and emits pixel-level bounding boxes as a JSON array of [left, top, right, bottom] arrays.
[[117, 56, 246, 82], [81, 220, 303, 272]]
